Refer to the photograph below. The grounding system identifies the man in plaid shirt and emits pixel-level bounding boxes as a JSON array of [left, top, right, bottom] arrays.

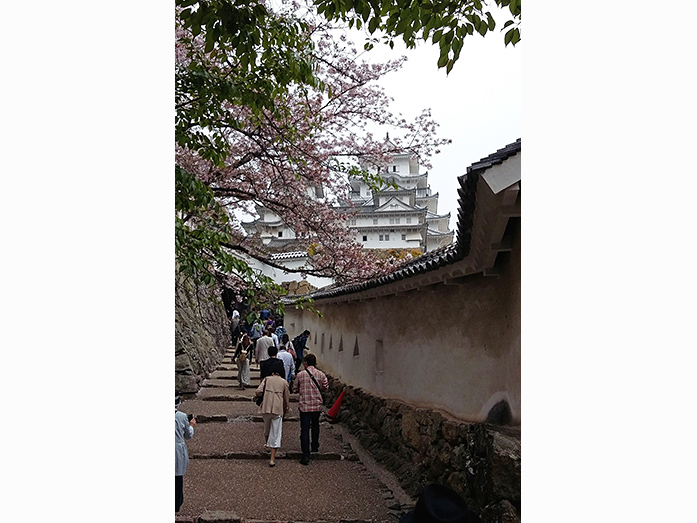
[[292, 353, 329, 465]]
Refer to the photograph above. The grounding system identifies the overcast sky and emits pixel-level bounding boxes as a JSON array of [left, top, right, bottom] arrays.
[[346, 13, 521, 230]]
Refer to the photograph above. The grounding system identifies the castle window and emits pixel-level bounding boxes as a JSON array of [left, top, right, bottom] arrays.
[[278, 231, 283, 237], [406, 217, 412, 224], [373, 219, 378, 225], [379, 235, 384, 241], [395, 218, 400, 224], [350, 219, 356, 225], [362, 235, 367, 242], [389, 218, 394, 224], [385, 234, 390, 241], [401, 234, 406, 240]]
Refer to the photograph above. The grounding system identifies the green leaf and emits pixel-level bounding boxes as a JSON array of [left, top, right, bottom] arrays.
[[511, 28, 520, 45], [486, 12, 495, 31], [362, 2, 371, 22]]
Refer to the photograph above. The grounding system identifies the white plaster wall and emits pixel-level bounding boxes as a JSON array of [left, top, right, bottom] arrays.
[[388, 156, 410, 174], [285, 224, 521, 424], [359, 232, 421, 249], [355, 215, 420, 228], [245, 256, 333, 288]]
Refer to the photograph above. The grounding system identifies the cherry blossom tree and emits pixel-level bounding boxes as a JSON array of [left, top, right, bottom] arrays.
[[175, 0, 451, 310]]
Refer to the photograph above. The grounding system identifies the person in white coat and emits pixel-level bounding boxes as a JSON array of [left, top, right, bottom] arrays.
[[175, 393, 196, 513]]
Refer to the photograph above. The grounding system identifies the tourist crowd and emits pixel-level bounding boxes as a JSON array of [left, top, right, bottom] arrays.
[[175, 311, 328, 512], [230, 310, 327, 468]]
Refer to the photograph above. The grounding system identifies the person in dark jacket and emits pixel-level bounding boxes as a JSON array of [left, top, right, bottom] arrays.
[[260, 345, 286, 380]]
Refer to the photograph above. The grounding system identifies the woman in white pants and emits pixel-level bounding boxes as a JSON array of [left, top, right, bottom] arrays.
[[254, 370, 289, 466]]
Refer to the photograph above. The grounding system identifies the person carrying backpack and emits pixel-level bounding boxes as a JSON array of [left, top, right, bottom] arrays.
[[292, 329, 311, 373]]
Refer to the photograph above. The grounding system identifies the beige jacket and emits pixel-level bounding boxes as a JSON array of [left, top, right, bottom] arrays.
[[255, 375, 289, 417]]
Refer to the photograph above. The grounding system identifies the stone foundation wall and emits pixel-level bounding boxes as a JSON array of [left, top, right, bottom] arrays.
[[325, 376, 521, 523], [281, 279, 317, 296], [175, 276, 230, 394]]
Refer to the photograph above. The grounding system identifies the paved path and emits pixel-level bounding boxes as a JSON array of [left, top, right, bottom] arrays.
[[176, 347, 415, 523]]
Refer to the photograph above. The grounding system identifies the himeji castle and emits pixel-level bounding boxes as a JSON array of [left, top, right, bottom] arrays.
[[339, 148, 454, 252], [241, 147, 453, 288]]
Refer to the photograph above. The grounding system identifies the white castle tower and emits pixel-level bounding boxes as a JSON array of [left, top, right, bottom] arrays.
[[339, 147, 453, 252]]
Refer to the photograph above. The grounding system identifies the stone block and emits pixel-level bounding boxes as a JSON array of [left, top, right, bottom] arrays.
[[451, 443, 468, 470], [445, 471, 468, 499], [441, 420, 461, 443], [197, 510, 242, 523], [480, 500, 520, 523], [176, 353, 193, 372], [176, 374, 201, 395], [438, 441, 453, 468], [400, 410, 422, 451], [487, 432, 521, 505]]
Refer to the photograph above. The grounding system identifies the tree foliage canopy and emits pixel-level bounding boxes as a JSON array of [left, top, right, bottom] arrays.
[[314, 0, 521, 73], [175, 0, 518, 312]]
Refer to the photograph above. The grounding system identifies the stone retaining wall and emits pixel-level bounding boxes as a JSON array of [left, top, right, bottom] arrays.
[[281, 279, 316, 296], [175, 276, 230, 394], [325, 376, 521, 523]]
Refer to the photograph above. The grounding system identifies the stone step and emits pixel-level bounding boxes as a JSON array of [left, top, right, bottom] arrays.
[[195, 386, 299, 402], [190, 450, 349, 461], [202, 378, 262, 388], [217, 365, 261, 373], [197, 394, 299, 403], [177, 515, 383, 523], [179, 399, 302, 419], [208, 374, 262, 380], [195, 415, 301, 423], [186, 420, 348, 456]]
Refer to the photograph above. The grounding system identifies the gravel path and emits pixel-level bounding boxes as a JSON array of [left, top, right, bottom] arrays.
[[180, 460, 397, 521]]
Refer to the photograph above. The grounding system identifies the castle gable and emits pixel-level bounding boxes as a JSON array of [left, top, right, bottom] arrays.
[[374, 197, 416, 213]]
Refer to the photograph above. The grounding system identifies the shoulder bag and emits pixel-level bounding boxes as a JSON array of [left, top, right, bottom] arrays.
[[306, 369, 329, 406], [255, 378, 267, 406]]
